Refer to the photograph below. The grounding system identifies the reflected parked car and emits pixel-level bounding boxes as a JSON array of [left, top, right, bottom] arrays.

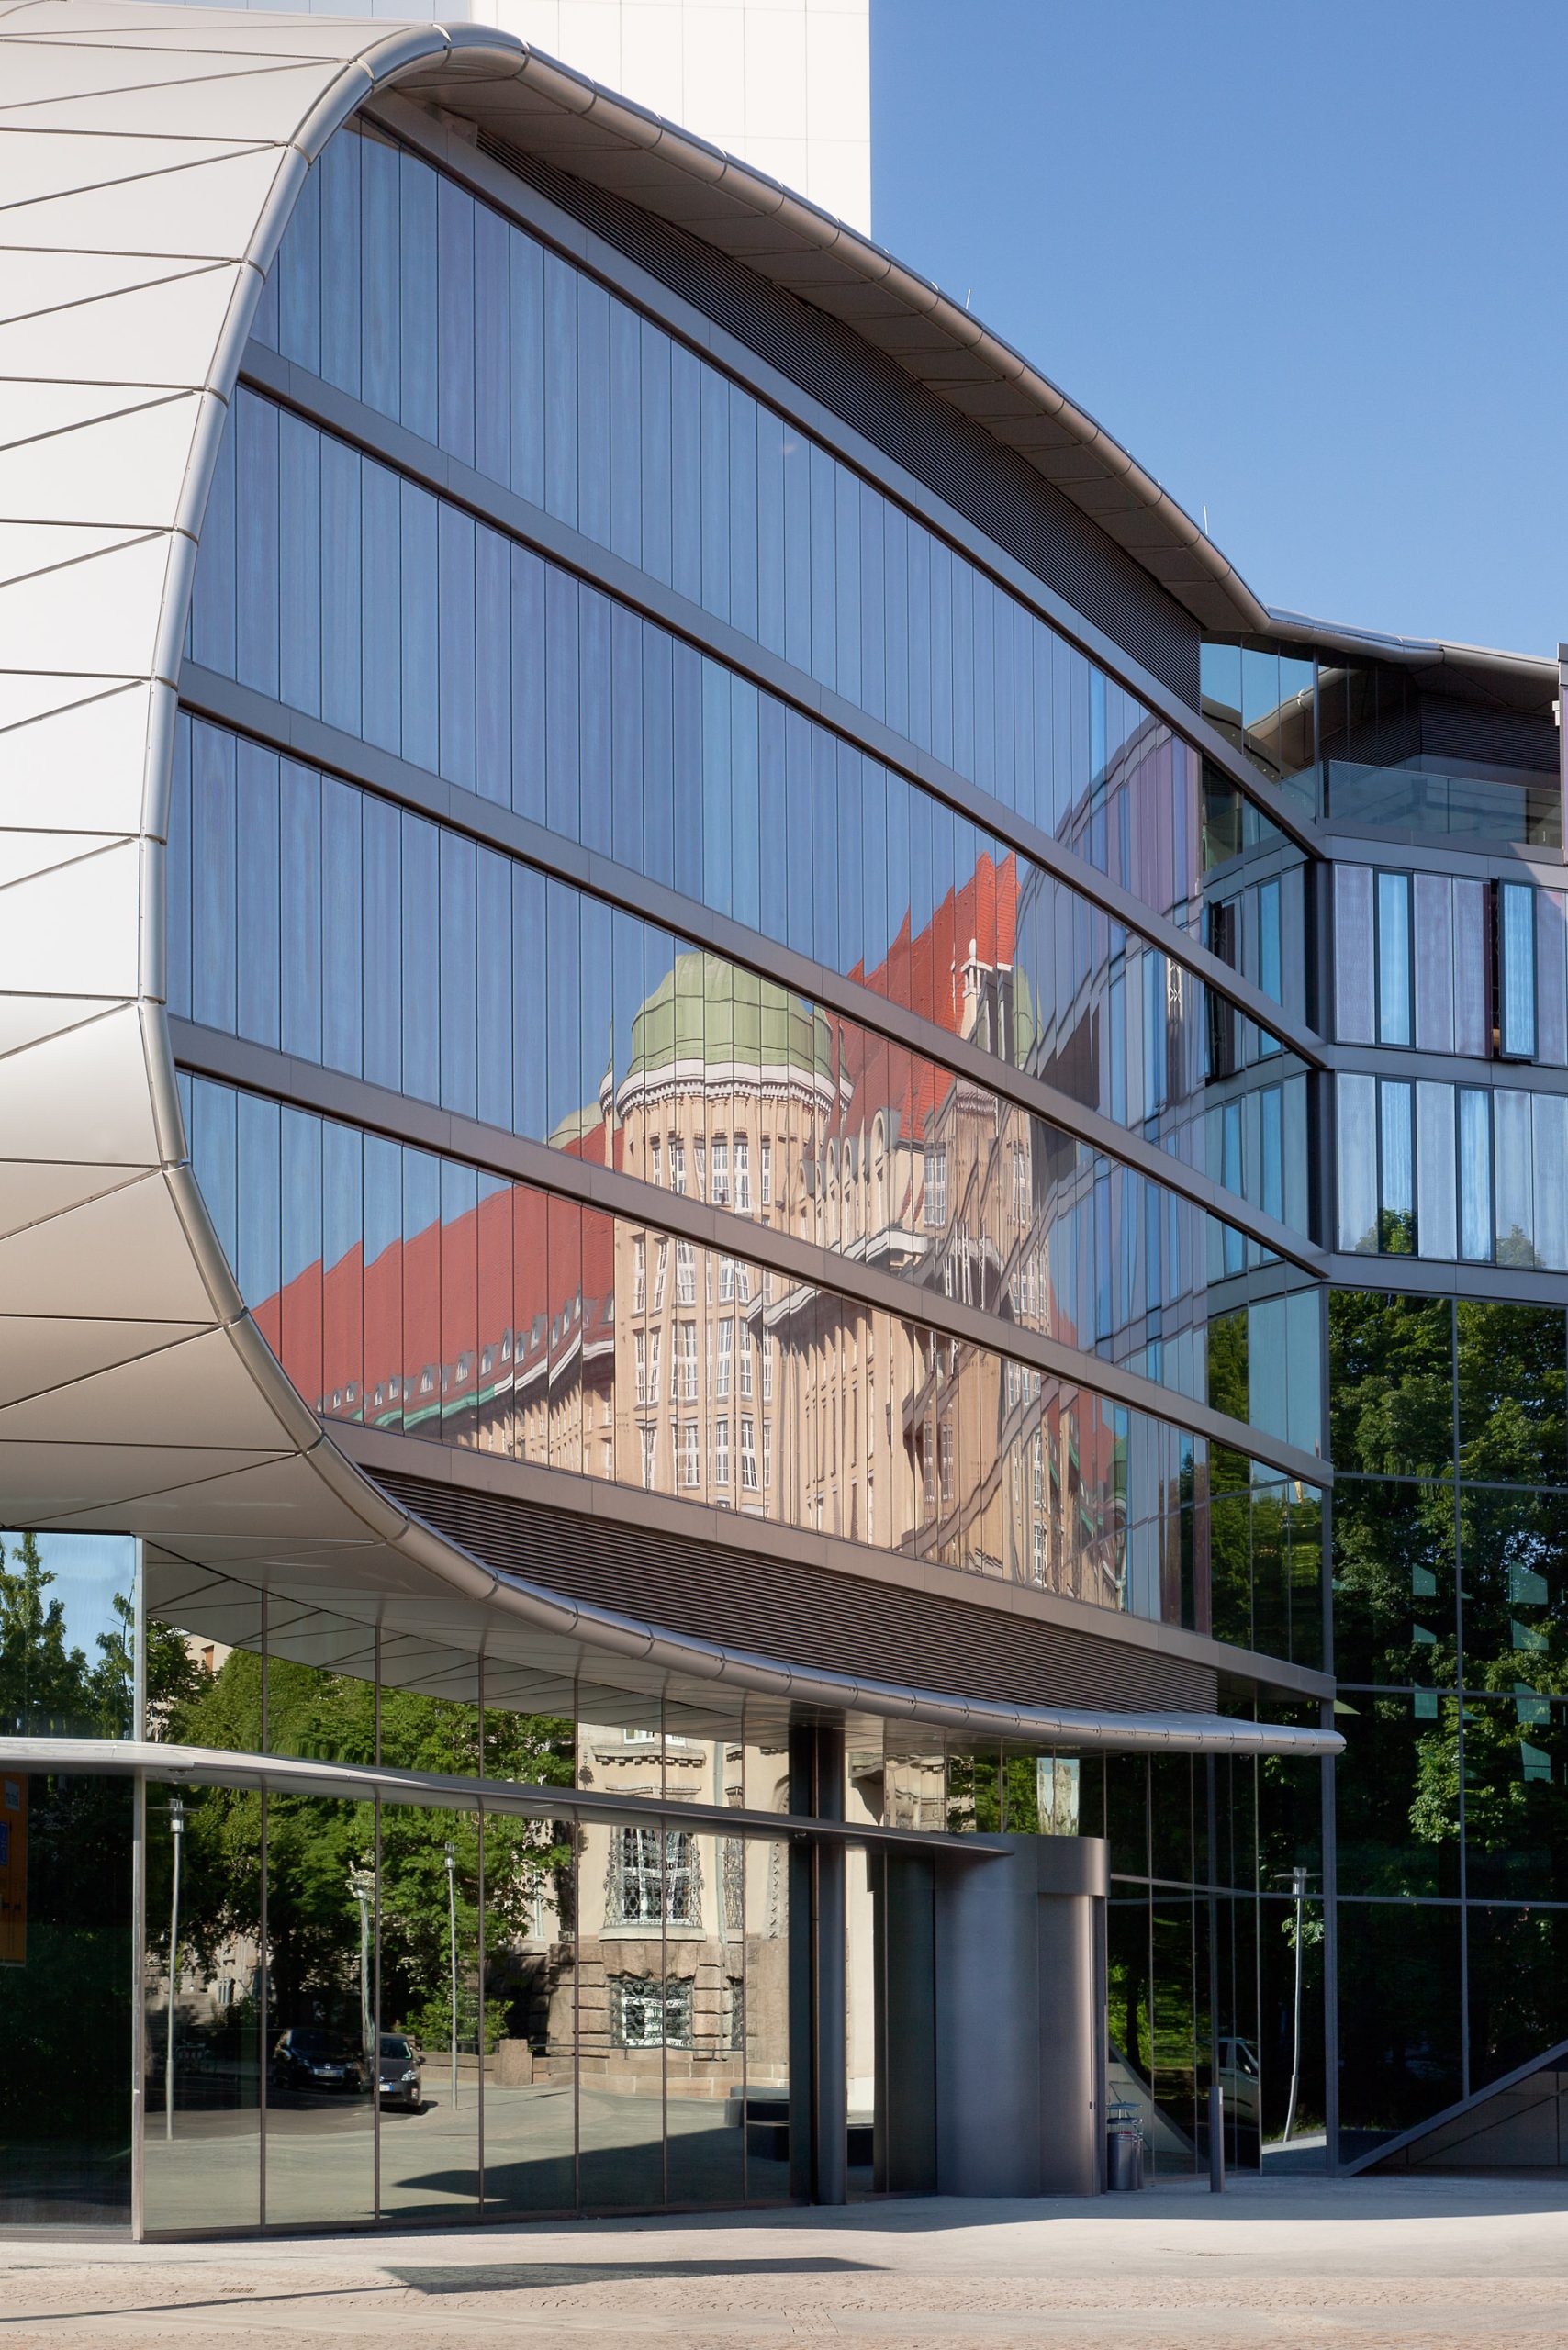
[[1217, 2035, 1260, 2130], [269, 2027, 367, 2095], [378, 2033, 424, 2110]]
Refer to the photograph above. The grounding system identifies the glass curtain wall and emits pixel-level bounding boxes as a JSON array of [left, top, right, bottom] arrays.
[[166, 716, 1318, 1428], [140, 1561, 806, 2224], [249, 120, 1222, 939], [0, 1532, 138, 2230], [183, 392, 1310, 1238], [178, 1072, 1325, 1659], [1331, 1288, 1568, 2156], [873, 1731, 1275, 2178]]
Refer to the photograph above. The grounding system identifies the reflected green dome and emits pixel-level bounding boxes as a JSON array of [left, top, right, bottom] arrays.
[[620, 951, 834, 1093]]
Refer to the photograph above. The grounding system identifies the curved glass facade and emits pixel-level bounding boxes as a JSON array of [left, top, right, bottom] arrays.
[[185, 387, 1311, 1234], [168, 101, 1327, 1683], [166, 712, 1315, 1428], [252, 121, 1211, 933], [179, 1071, 1321, 1661]]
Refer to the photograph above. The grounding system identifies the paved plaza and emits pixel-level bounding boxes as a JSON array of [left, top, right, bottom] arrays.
[[4, 2176, 1568, 2347]]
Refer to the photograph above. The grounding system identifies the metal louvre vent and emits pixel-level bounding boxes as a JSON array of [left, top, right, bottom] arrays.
[[375, 1467, 1218, 1718], [1418, 694, 1559, 777], [474, 134, 1200, 708]]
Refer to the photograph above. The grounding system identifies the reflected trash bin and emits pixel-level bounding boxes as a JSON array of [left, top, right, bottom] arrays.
[[1107, 2104, 1144, 2191]]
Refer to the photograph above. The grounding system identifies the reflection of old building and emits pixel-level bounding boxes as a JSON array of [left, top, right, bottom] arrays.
[[528, 1729, 791, 2104]]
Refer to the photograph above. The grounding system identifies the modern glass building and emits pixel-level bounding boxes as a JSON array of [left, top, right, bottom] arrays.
[[3, 0, 1555, 2235]]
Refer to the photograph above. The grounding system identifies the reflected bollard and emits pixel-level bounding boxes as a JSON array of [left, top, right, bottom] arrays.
[[1209, 2083, 1225, 2193]]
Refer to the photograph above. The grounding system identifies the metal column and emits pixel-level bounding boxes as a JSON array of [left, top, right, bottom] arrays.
[[788, 1723, 847, 2205]]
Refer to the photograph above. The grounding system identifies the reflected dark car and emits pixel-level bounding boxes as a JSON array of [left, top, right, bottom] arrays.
[[269, 2027, 367, 2095], [377, 2032, 423, 2110]]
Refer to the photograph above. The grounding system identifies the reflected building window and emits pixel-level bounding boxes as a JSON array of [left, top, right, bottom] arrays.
[[610, 1975, 693, 2050], [607, 1827, 700, 1926]]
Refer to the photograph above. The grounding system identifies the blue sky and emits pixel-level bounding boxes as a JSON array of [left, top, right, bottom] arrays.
[[873, 0, 1566, 659]]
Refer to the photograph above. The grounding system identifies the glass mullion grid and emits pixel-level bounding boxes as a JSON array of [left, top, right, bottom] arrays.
[[186, 373, 1305, 1177], [169, 714, 1309, 1431], [258, 118, 1295, 929]]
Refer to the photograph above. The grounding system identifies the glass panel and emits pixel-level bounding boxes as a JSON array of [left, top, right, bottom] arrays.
[[1468, 1902, 1568, 2091], [1336, 1899, 1461, 2154], [579, 1802, 666, 2210], [480, 1785, 577, 2219], [1458, 1483, 1568, 1694], [1458, 1090, 1492, 1262], [376, 1804, 481, 2221], [1335, 1695, 1462, 1897], [263, 1795, 377, 2228], [1412, 872, 1453, 1053], [666, 1735, 746, 2210], [1378, 1080, 1415, 1255], [1333, 1478, 1456, 1688], [1453, 878, 1490, 1058], [1494, 1090, 1534, 1266], [1534, 1093, 1568, 1271], [1260, 1892, 1325, 2167], [1537, 890, 1568, 1067], [743, 1812, 791, 2205], [1376, 871, 1412, 1046], [144, 1777, 263, 2232], [1150, 1896, 1199, 2176], [1499, 882, 1537, 1059], [1462, 1702, 1568, 1908], [1333, 866, 1375, 1045], [1414, 1082, 1457, 1262], [0, 1772, 133, 2227], [1336, 1074, 1379, 1254], [0, 1530, 137, 1740]]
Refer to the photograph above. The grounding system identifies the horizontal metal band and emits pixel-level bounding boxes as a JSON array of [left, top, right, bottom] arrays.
[[361, 1438, 1337, 1707], [0, 1736, 1008, 1856], [235, 333, 1326, 1063], [174, 663, 1326, 1280], [170, 1015, 1330, 1492]]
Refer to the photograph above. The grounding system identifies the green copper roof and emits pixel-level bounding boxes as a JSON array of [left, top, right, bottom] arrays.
[[622, 951, 834, 1089]]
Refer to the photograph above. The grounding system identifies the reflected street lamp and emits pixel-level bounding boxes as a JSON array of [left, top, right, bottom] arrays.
[[164, 1794, 185, 2143], [1275, 1865, 1314, 2143], [444, 1841, 458, 2108], [347, 1866, 375, 2069]]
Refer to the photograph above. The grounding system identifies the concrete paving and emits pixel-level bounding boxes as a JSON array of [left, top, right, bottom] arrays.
[[4, 2176, 1568, 2347]]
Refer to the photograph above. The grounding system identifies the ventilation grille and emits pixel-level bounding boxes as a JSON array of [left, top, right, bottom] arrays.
[[1419, 693, 1559, 778], [475, 133, 1201, 708], [376, 1466, 1218, 1718]]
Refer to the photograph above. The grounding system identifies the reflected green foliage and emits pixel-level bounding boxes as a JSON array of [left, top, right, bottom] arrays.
[[1334, 1695, 1460, 1898], [1456, 1302, 1568, 1485], [1378, 1207, 1416, 1258], [1332, 1480, 1456, 1689], [1206, 1313, 1248, 1426], [1327, 1292, 1453, 1480], [0, 1534, 162, 1739], [1209, 1476, 1320, 1671], [945, 1751, 1051, 1833], [153, 1651, 575, 2047]]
